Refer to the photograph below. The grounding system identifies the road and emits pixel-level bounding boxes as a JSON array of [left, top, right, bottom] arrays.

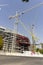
[[0, 55, 43, 65]]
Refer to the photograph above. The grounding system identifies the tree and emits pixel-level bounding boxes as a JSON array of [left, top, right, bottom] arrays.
[[22, 0, 29, 2], [0, 35, 3, 50]]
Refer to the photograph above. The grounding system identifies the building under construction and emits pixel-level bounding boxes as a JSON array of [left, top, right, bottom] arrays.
[[0, 26, 30, 53]]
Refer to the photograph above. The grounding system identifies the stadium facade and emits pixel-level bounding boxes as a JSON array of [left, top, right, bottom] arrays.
[[0, 26, 30, 53]]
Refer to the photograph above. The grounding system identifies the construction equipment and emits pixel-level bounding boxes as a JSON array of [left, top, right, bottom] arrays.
[[19, 20, 39, 41], [9, 2, 42, 52], [9, 2, 43, 39], [9, 2, 43, 19]]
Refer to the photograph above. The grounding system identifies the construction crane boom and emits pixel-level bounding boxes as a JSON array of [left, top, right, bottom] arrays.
[[9, 2, 43, 19]]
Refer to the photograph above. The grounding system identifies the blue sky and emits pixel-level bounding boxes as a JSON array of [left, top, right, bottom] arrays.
[[0, 0, 43, 43]]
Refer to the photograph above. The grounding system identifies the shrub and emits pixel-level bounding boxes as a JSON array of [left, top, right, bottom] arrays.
[[39, 49, 43, 54]]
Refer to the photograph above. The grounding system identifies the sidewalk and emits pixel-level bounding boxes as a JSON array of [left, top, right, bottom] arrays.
[[0, 51, 43, 57]]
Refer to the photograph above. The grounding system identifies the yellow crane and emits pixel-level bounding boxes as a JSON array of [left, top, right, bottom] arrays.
[[9, 2, 42, 51]]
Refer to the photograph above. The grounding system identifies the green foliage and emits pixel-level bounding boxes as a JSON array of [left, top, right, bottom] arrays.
[[36, 48, 39, 52], [36, 48, 43, 54], [39, 49, 43, 54], [0, 36, 3, 49]]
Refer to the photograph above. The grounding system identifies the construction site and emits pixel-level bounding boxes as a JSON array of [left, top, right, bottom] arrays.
[[0, 1, 43, 65], [0, 2, 43, 54], [0, 26, 31, 53]]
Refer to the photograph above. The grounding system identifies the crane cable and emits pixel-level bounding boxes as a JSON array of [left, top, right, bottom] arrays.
[[19, 19, 38, 41]]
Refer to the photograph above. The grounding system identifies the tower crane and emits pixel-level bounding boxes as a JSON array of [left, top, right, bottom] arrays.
[[9, 2, 43, 40], [9, 2, 43, 52]]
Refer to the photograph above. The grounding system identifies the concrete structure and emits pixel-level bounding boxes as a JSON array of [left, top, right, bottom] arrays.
[[0, 26, 30, 53], [40, 43, 43, 49]]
